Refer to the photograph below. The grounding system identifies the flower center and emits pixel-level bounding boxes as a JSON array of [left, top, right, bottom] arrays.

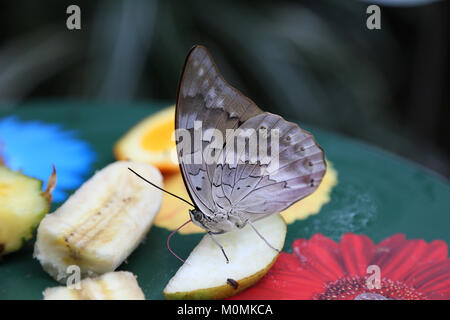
[[315, 276, 426, 300]]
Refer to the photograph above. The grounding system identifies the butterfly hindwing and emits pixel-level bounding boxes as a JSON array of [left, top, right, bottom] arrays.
[[213, 112, 326, 222]]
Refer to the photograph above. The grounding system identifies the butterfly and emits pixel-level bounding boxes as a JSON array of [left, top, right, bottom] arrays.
[[130, 45, 326, 263]]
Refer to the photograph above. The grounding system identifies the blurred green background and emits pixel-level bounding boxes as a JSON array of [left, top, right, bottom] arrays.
[[0, 0, 448, 178]]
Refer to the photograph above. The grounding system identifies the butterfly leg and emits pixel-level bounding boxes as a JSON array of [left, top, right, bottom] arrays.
[[248, 220, 280, 253], [208, 231, 230, 264]]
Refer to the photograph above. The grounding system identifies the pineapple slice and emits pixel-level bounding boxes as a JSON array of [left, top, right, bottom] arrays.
[[43, 271, 145, 300], [0, 166, 55, 257], [34, 161, 162, 282]]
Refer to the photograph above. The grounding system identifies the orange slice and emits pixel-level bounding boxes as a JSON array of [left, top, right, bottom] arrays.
[[114, 106, 179, 174]]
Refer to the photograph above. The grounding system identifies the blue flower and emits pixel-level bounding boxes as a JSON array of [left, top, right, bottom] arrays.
[[0, 116, 96, 202]]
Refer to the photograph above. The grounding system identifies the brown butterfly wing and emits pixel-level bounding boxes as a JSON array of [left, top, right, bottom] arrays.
[[175, 45, 263, 216], [176, 45, 326, 227]]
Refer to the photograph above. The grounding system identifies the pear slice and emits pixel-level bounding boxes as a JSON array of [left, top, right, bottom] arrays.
[[163, 214, 286, 299]]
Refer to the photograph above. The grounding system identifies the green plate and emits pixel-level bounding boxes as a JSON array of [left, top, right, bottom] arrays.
[[0, 102, 449, 300]]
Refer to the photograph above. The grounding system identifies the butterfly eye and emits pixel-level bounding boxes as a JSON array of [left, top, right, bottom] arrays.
[[190, 209, 203, 222]]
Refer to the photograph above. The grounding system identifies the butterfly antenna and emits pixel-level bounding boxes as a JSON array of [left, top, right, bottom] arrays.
[[167, 219, 192, 263], [128, 167, 195, 208]]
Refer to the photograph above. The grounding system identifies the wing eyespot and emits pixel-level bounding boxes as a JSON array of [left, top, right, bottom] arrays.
[[295, 145, 306, 153]]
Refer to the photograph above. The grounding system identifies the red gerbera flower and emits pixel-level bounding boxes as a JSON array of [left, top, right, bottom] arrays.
[[229, 233, 450, 300]]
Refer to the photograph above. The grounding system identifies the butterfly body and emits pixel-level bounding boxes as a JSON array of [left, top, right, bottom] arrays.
[[189, 206, 255, 234], [176, 46, 326, 236]]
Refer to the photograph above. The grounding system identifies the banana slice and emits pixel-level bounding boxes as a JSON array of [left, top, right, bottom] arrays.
[[43, 271, 145, 300], [34, 161, 162, 282]]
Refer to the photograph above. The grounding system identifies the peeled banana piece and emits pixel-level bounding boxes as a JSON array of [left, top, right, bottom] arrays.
[[34, 161, 162, 282], [43, 271, 145, 300]]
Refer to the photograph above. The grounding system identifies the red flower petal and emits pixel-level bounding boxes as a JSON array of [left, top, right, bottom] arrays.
[[292, 234, 345, 281], [340, 233, 375, 276], [230, 234, 450, 300], [377, 234, 406, 247], [229, 253, 323, 300], [385, 239, 448, 285], [417, 265, 450, 300], [371, 234, 407, 269], [379, 240, 429, 280], [410, 260, 450, 291], [419, 240, 448, 262]]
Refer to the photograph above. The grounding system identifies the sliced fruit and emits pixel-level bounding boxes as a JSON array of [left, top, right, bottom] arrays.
[[43, 271, 145, 300], [34, 161, 163, 282], [0, 166, 56, 257], [114, 106, 179, 174], [163, 214, 286, 299]]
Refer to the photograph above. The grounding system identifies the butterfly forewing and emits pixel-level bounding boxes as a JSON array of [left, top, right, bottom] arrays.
[[175, 46, 263, 218], [175, 45, 326, 231]]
